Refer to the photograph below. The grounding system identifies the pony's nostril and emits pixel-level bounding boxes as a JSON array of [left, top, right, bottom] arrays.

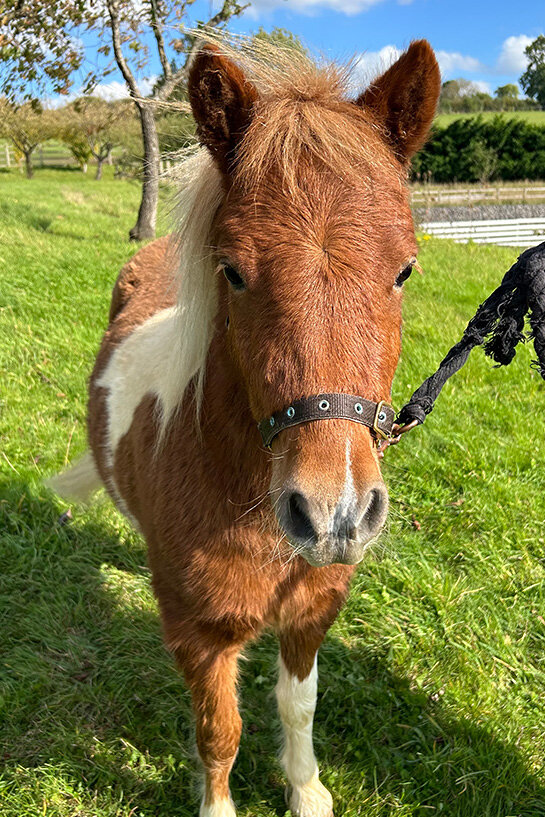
[[362, 487, 387, 534], [286, 492, 317, 543]]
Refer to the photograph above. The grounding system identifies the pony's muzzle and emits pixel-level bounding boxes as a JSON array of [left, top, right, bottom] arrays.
[[276, 483, 388, 566]]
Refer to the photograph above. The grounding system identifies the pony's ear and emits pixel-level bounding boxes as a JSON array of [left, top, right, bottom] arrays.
[[188, 43, 258, 174], [356, 40, 440, 161]]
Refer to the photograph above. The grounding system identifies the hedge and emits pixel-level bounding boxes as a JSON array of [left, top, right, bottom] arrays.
[[411, 115, 545, 183]]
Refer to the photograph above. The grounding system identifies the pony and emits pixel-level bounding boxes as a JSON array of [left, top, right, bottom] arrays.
[[51, 37, 440, 817]]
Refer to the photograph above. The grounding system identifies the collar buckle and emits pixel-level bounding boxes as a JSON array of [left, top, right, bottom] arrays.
[[372, 400, 391, 440]]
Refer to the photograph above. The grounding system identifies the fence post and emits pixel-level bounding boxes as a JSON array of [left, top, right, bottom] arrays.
[[4, 144, 10, 168]]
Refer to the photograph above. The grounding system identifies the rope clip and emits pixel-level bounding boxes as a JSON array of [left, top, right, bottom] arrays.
[[377, 419, 420, 459]]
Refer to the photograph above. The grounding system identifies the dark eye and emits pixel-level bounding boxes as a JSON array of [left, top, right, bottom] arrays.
[[222, 264, 246, 291], [395, 259, 415, 288]]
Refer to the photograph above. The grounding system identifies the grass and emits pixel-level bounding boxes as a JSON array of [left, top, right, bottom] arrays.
[[2, 168, 545, 817], [434, 110, 545, 128]]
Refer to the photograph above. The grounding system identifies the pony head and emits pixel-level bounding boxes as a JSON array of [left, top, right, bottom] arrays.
[[186, 38, 440, 566]]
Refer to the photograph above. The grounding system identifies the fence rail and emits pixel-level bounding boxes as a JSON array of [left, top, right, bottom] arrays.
[[412, 186, 545, 205], [2, 143, 545, 218], [0, 144, 77, 168], [419, 217, 545, 247]]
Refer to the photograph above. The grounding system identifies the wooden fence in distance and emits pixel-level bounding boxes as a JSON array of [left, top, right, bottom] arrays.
[[413, 186, 545, 206], [419, 217, 545, 248]]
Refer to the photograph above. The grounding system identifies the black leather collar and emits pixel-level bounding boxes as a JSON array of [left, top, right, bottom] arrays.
[[258, 393, 394, 448]]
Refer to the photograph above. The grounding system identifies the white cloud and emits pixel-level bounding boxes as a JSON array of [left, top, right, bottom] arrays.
[[246, 0, 385, 17], [349, 46, 484, 92], [497, 34, 532, 73], [470, 79, 492, 95], [435, 50, 483, 77], [93, 76, 157, 100], [45, 75, 158, 107], [350, 44, 401, 90], [349, 34, 534, 97], [45, 94, 77, 109], [92, 81, 130, 101]]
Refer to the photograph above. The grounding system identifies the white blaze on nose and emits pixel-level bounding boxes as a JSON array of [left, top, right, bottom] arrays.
[[328, 438, 357, 534]]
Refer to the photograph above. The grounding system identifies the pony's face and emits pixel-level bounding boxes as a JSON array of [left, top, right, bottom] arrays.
[[189, 42, 440, 566]]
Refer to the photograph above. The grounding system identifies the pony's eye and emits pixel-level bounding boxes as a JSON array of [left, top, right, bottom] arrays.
[[395, 259, 416, 288], [222, 264, 246, 291]]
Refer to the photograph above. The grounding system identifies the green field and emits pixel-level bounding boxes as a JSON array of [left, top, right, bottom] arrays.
[[2, 168, 545, 817], [434, 110, 545, 128]]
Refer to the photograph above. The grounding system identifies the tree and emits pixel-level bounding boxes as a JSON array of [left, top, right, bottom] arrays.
[[496, 83, 518, 100], [495, 83, 518, 111], [467, 138, 498, 184], [0, 1, 88, 99], [1, 0, 250, 239], [101, 0, 251, 239], [0, 102, 56, 178], [59, 126, 92, 172], [438, 78, 490, 113], [520, 35, 545, 108], [254, 26, 306, 53], [60, 97, 131, 179]]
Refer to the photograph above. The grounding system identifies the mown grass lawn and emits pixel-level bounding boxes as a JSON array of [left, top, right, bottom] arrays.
[[433, 110, 545, 127], [1, 168, 545, 817]]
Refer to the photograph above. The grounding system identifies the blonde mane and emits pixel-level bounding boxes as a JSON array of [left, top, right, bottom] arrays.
[[168, 149, 223, 427]]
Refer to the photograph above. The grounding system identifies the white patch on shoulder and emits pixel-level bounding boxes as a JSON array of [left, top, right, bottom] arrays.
[[199, 797, 236, 817], [97, 305, 202, 522], [97, 306, 185, 454]]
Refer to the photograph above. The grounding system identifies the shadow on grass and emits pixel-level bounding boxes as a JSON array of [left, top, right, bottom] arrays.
[[1, 479, 545, 816]]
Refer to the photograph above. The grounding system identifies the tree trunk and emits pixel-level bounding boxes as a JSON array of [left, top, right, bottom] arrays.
[[24, 150, 34, 179], [95, 158, 104, 181], [129, 103, 160, 241]]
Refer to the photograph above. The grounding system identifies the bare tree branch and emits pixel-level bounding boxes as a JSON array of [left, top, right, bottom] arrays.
[[106, 0, 141, 101], [149, 0, 172, 80], [205, 0, 249, 30], [154, 0, 248, 102]]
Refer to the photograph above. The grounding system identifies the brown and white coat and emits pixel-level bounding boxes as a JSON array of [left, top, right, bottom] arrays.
[[52, 37, 440, 817]]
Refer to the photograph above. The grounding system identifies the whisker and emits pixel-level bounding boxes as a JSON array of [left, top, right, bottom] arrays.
[[232, 486, 284, 523]]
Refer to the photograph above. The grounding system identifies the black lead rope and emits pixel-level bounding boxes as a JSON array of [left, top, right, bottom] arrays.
[[395, 241, 545, 432]]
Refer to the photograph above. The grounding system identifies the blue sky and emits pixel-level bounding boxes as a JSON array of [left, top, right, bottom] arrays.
[[81, 0, 542, 100]]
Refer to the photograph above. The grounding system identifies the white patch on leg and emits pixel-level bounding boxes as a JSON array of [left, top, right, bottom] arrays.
[[276, 655, 333, 817], [288, 771, 333, 817], [199, 797, 236, 817]]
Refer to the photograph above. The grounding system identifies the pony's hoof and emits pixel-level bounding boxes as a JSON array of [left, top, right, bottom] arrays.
[[285, 774, 334, 817], [199, 797, 236, 817]]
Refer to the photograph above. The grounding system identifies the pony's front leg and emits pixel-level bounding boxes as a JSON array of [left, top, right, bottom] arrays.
[[176, 638, 242, 817], [276, 633, 334, 817]]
